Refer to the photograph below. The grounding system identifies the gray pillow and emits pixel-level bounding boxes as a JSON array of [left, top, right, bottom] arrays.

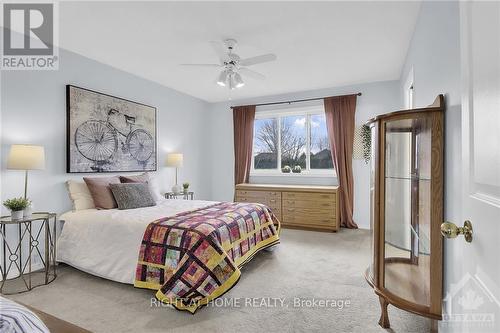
[[109, 183, 156, 210]]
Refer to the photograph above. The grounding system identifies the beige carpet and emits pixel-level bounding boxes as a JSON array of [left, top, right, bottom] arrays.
[[9, 229, 431, 333]]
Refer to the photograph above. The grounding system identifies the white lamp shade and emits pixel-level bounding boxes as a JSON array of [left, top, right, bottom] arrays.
[[7, 145, 45, 170], [165, 153, 183, 168]]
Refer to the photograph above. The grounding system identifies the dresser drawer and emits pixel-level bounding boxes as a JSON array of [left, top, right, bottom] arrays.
[[235, 196, 266, 204], [282, 207, 334, 217], [236, 190, 281, 200], [268, 209, 282, 220], [283, 206, 335, 223], [235, 190, 266, 200], [283, 199, 335, 209], [282, 214, 336, 227], [282, 191, 335, 202], [236, 190, 280, 197], [268, 205, 281, 214], [267, 197, 280, 206], [235, 195, 281, 210], [235, 184, 338, 231]]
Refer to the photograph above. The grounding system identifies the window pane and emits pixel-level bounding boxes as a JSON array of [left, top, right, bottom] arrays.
[[281, 115, 306, 169], [310, 114, 334, 169], [253, 118, 278, 169]]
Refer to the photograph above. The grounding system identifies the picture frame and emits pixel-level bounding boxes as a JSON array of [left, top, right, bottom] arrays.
[[66, 85, 157, 173]]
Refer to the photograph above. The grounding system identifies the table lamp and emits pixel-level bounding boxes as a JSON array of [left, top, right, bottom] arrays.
[[7, 144, 46, 199], [166, 153, 183, 194]]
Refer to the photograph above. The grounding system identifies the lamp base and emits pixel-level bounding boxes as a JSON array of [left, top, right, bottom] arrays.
[[171, 184, 182, 195]]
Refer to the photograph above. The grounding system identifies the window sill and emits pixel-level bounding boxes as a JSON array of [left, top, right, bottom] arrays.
[[250, 172, 336, 178]]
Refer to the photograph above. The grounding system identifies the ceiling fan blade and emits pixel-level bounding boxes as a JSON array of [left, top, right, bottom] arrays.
[[239, 53, 277, 66], [179, 63, 221, 68], [209, 41, 229, 64], [239, 67, 266, 80]]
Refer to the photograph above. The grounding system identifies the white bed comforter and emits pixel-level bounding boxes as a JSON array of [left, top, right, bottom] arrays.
[[57, 199, 216, 284]]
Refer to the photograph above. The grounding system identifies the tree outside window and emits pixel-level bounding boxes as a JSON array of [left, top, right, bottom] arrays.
[[252, 110, 333, 173]]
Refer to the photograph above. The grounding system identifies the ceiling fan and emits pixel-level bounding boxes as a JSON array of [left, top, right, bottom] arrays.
[[180, 39, 277, 89]]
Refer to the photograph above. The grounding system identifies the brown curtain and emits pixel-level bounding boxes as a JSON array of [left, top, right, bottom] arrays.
[[233, 105, 256, 185], [324, 95, 358, 229]]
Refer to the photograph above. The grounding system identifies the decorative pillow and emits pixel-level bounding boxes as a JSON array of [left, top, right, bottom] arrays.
[[109, 183, 156, 210], [83, 176, 121, 209], [66, 180, 96, 211], [120, 172, 162, 202]]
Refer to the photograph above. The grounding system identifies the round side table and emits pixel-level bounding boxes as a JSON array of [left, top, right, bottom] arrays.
[[164, 191, 194, 200]]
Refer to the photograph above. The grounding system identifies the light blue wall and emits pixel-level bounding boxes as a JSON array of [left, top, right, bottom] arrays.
[[398, 1, 462, 328], [1, 48, 212, 215], [208, 80, 401, 229]]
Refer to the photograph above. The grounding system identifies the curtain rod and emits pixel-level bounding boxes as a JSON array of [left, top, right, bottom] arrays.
[[230, 92, 362, 109]]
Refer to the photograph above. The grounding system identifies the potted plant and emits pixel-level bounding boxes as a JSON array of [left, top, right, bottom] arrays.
[[3, 197, 30, 220], [182, 182, 190, 194], [281, 165, 291, 173], [292, 165, 302, 173]]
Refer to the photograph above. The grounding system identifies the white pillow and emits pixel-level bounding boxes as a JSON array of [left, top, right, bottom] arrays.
[[66, 180, 96, 211], [144, 173, 163, 202], [118, 172, 163, 202]]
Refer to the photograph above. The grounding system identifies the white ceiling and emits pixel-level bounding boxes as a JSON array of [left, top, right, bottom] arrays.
[[59, 1, 421, 103]]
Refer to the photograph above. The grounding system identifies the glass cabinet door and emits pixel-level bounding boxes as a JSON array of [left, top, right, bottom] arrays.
[[383, 116, 432, 306], [368, 124, 377, 282]]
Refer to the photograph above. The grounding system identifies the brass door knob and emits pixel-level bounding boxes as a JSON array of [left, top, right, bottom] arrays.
[[440, 220, 473, 243]]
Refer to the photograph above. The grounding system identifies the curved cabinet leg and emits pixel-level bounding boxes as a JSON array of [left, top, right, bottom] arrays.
[[378, 296, 390, 328]]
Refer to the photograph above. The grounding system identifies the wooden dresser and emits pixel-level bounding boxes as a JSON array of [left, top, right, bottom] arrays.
[[235, 183, 339, 232]]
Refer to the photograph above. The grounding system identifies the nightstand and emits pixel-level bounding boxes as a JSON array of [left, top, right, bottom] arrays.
[[0, 212, 57, 294], [164, 191, 194, 200]]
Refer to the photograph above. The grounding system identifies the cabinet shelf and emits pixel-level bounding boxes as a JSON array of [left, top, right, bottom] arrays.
[[385, 176, 432, 181]]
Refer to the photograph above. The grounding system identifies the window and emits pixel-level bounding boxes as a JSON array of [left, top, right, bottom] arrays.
[[253, 118, 278, 169], [310, 114, 334, 169], [280, 115, 306, 169], [252, 106, 334, 175]]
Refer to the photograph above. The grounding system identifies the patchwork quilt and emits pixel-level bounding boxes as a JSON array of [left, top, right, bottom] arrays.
[[134, 202, 280, 313]]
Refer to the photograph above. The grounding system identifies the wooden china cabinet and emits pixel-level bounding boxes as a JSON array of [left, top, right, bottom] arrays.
[[364, 95, 444, 328]]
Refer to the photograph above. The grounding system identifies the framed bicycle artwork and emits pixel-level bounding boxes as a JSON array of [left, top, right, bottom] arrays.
[[66, 85, 157, 173]]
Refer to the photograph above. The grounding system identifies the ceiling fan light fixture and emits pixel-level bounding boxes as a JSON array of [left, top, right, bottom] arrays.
[[233, 72, 245, 88], [186, 39, 275, 90], [216, 71, 228, 86]]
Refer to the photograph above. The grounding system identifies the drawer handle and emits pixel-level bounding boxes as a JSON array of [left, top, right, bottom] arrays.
[[287, 208, 295, 212], [269, 199, 276, 203]]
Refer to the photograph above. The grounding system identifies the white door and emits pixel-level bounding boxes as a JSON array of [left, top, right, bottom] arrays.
[[441, 2, 500, 332]]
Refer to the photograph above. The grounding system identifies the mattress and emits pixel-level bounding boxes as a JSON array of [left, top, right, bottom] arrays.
[[57, 199, 217, 284]]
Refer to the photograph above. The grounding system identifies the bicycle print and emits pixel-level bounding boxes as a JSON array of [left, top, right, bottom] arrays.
[[67, 85, 157, 173]]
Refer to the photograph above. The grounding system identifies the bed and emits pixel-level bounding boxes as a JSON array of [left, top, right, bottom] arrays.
[[58, 198, 280, 313]]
